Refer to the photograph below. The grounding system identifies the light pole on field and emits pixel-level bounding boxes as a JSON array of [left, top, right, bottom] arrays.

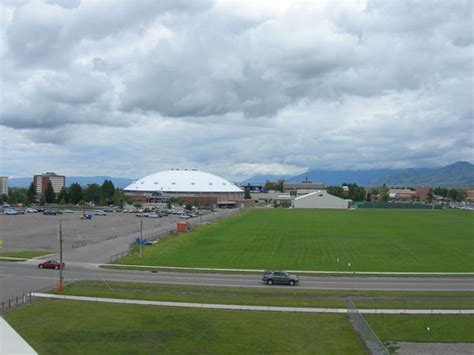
[[139, 218, 143, 258]]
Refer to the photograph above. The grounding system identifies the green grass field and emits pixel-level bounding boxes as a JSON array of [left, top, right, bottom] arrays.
[[4, 301, 364, 354], [120, 209, 474, 271], [57, 281, 474, 310], [366, 315, 474, 343]]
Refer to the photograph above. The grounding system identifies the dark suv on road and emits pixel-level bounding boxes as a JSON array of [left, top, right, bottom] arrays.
[[262, 270, 299, 286]]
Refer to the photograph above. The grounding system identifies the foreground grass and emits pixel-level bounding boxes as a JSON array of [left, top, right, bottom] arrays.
[[5, 300, 364, 354], [119, 209, 474, 272], [366, 315, 474, 343], [0, 251, 53, 259], [55, 281, 474, 310]]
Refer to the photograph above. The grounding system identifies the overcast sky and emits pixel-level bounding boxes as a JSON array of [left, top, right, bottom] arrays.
[[0, 0, 472, 181]]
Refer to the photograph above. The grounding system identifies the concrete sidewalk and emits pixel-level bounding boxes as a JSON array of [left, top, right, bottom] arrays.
[[0, 317, 37, 354], [31, 293, 474, 315]]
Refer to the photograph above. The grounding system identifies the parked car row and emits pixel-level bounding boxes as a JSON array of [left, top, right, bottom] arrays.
[[2, 207, 75, 215]]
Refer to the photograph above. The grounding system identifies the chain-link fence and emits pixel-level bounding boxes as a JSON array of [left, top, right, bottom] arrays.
[[348, 297, 389, 355]]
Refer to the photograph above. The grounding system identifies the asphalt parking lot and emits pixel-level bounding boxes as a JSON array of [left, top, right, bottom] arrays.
[[0, 211, 185, 253]]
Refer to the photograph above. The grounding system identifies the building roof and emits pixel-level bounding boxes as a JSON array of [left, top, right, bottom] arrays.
[[293, 190, 349, 201], [124, 169, 243, 193]]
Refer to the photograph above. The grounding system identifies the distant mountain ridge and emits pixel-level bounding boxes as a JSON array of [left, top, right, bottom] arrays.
[[8, 176, 135, 189], [241, 174, 291, 184], [243, 161, 474, 187]]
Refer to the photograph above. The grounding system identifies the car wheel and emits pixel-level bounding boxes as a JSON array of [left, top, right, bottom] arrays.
[[289, 280, 295, 286], [39, 265, 43, 269], [267, 279, 273, 285], [55, 265, 59, 270]]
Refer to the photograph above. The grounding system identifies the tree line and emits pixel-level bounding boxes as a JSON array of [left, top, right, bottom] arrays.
[[1, 179, 127, 206]]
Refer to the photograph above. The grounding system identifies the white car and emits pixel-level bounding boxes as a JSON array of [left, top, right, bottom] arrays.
[[4, 208, 18, 215], [93, 210, 107, 216], [25, 208, 37, 213], [178, 213, 191, 219], [63, 209, 74, 213]]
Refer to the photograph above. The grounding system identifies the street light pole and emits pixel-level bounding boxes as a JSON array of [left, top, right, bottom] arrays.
[[58, 220, 63, 290]]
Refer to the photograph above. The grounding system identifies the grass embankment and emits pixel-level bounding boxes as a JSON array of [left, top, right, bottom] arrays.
[[118, 209, 474, 272], [55, 281, 474, 310], [4, 301, 364, 354], [0, 251, 53, 259], [367, 315, 474, 343]]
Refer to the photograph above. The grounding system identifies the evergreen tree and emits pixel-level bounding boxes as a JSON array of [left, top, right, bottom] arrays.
[[69, 183, 83, 204], [57, 187, 69, 204], [0, 194, 8, 204], [112, 189, 124, 207], [44, 181, 55, 203], [83, 184, 102, 205], [27, 182, 36, 204], [101, 179, 116, 203], [244, 184, 251, 199]]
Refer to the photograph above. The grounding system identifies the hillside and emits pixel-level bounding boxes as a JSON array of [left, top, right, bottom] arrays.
[[243, 161, 474, 187], [371, 161, 474, 187]]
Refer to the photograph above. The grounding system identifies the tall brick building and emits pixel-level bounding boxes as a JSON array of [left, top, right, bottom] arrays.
[[33, 172, 65, 195]]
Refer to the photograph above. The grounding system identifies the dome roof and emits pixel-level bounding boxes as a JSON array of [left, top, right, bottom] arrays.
[[124, 169, 243, 193]]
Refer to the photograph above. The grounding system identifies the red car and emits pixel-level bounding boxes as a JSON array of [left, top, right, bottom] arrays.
[[38, 260, 65, 270]]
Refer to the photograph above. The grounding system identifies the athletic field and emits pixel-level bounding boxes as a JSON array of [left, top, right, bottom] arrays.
[[121, 209, 473, 272]]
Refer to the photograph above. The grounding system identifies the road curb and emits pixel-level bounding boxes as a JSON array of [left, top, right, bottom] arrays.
[[103, 263, 474, 276]]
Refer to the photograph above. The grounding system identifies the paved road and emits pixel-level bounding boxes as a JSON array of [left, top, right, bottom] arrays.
[[1, 260, 473, 303]]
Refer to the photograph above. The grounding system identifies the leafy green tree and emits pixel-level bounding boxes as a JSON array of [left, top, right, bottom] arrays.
[[83, 184, 102, 205], [264, 180, 283, 192], [44, 181, 55, 204], [327, 186, 345, 198], [39, 195, 46, 205], [244, 184, 251, 199], [101, 179, 116, 203], [427, 190, 434, 203], [185, 203, 192, 211], [8, 188, 27, 204], [0, 194, 8, 204], [69, 183, 83, 204], [27, 182, 36, 204], [347, 183, 366, 201], [112, 189, 124, 207], [57, 187, 69, 205], [448, 188, 462, 202]]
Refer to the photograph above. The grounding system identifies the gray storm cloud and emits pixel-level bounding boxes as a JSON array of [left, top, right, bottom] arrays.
[[0, 0, 472, 179]]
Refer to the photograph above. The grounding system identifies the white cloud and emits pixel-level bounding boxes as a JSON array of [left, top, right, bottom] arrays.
[[0, 0, 472, 180]]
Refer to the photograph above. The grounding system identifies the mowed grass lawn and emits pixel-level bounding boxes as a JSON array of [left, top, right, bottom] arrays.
[[5, 301, 364, 354], [366, 315, 474, 343], [121, 209, 474, 272]]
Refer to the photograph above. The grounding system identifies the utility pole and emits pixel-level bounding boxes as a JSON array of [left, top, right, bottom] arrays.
[[58, 220, 64, 291], [139, 218, 143, 258]]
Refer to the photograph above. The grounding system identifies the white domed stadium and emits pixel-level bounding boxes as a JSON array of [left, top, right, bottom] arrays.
[[124, 169, 244, 207]]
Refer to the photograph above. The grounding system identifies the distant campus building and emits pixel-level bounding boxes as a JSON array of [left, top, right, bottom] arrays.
[[0, 176, 8, 195], [33, 172, 65, 195]]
